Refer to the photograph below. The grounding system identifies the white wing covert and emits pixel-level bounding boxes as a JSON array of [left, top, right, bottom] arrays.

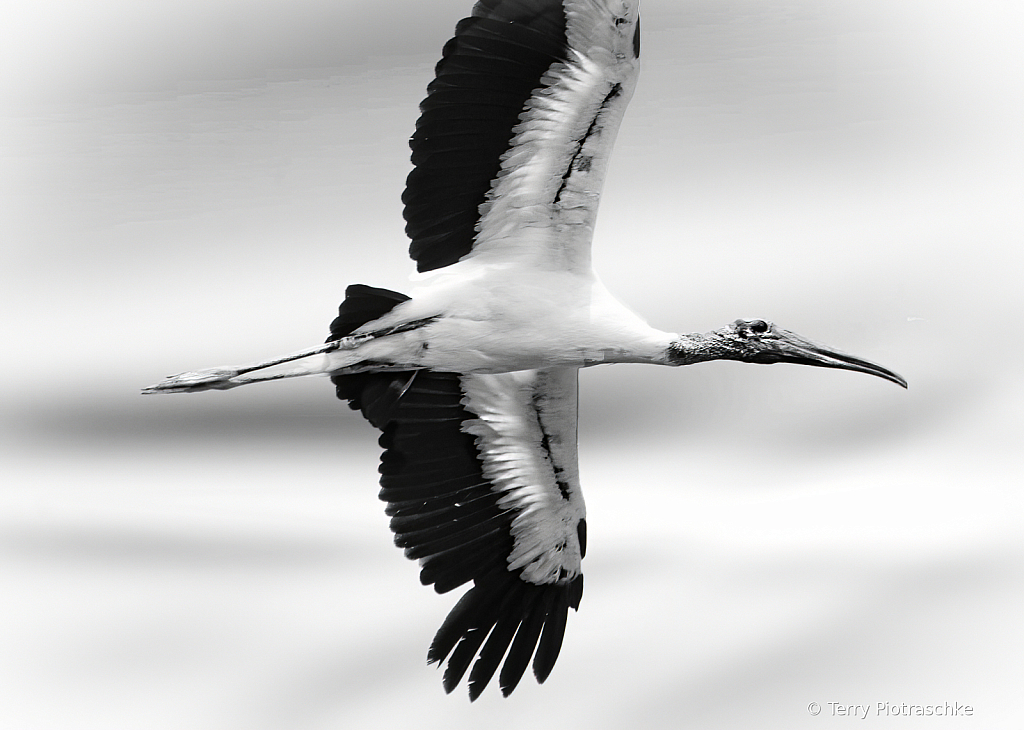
[[460, 368, 586, 586]]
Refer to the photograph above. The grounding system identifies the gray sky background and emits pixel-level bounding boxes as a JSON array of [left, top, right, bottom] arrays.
[[2, 1, 1022, 728]]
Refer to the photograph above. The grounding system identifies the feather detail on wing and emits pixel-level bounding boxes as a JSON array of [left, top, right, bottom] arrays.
[[404, 1, 568, 272], [328, 287, 588, 699], [404, 0, 641, 274]]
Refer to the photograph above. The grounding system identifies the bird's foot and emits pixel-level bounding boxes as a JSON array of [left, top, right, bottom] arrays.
[[142, 368, 243, 394]]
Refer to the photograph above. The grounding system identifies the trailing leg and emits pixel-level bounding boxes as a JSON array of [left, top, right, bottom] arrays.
[[143, 284, 418, 395]]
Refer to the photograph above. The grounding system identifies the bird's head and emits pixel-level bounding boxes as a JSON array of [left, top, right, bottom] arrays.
[[669, 318, 907, 387]]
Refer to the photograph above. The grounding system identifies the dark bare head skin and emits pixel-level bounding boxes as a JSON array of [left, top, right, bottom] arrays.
[[668, 319, 907, 388]]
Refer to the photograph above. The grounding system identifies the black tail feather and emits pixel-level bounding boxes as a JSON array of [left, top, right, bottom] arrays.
[[328, 284, 414, 426], [327, 284, 410, 342]]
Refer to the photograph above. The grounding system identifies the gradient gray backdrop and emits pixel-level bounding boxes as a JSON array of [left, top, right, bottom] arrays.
[[2, 1, 1021, 728]]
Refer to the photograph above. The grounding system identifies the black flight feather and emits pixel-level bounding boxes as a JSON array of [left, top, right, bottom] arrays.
[[467, 592, 534, 700], [404, 1, 569, 272], [498, 589, 549, 696], [533, 574, 583, 683]]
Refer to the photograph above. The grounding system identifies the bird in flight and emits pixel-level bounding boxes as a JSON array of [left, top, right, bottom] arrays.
[[144, 0, 906, 700]]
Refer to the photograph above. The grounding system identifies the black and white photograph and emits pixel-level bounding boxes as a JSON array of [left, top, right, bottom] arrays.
[[2, 1, 1021, 728]]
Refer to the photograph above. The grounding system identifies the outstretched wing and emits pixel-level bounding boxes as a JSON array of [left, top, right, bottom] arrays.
[[404, 0, 641, 273], [338, 364, 586, 699], [330, 289, 586, 699]]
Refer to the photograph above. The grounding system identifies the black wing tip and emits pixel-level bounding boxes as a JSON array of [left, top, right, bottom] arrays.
[[427, 573, 584, 700]]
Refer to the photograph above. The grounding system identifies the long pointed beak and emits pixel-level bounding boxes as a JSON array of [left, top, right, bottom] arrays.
[[762, 329, 908, 388]]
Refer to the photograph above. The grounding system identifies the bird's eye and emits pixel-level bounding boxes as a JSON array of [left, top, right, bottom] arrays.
[[748, 320, 769, 335]]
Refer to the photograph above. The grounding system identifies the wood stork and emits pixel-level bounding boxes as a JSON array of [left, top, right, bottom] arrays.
[[144, 0, 906, 700]]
